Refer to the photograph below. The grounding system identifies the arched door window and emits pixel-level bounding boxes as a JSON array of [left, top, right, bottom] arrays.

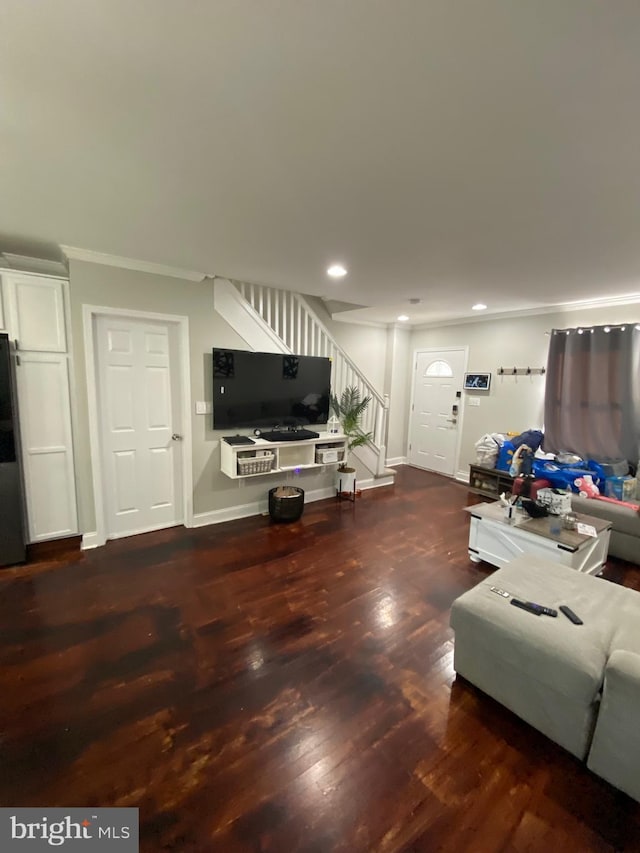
[[424, 359, 453, 378]]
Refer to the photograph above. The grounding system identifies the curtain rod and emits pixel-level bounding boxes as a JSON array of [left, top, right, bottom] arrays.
[[546, 323, 640, 335]]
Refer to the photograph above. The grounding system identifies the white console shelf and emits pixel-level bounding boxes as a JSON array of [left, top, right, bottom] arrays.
[[221, 433, 347, 479]]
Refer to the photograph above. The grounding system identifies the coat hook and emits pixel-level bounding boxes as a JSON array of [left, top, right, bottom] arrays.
[[513, 367, 517, 375], [498, 367, 503, 375], [526, 366, 531, 374], [541, 367, 546, 375]]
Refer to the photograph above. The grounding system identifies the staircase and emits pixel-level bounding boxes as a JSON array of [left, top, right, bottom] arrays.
[[214, 278, 390, 478]]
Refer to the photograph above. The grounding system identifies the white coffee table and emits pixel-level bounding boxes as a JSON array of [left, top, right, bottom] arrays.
[[464, 501, 612, 574]]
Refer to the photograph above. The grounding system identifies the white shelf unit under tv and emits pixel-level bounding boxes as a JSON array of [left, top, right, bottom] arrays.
[[221, 433, 347, 480]]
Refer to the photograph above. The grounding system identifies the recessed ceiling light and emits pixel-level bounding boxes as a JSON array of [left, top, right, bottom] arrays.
[[327, 264, 347, 278], [397, 315, 409, 322], [472, 303, 487, 311]]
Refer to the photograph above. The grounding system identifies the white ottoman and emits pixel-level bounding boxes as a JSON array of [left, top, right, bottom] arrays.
[[450, 555, 630, 759]]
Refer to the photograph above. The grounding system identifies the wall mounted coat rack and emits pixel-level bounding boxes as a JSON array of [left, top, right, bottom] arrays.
[[497, 367, 546, 376]]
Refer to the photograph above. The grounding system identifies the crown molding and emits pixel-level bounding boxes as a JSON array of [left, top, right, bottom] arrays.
[[1, 253, 68, 277], [60, 246, 206, 282], [0, 266, 68, 282], [550, 292, 640, 312], [411, 292, 640, 331]]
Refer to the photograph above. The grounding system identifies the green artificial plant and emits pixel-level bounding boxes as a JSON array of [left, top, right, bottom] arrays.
[[329, 385, 373, 471]]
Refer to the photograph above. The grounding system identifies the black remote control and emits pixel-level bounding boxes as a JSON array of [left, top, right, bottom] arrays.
[[510, 599, 557, 617], [525, 601, 557, 617], [559, 605, 583, 625]]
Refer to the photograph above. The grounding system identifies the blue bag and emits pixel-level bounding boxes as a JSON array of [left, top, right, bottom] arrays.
[[532, 460, 604, 493], [496, 441, 515, 472]]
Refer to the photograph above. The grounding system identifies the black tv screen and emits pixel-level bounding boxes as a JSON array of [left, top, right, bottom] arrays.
[[212, 349, 331, 430]]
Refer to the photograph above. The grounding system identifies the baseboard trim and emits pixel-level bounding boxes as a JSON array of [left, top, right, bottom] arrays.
[[82, 476, 397, 541], [191, 479, 393, 529], [386, 456, 406, 467], [363, 474, 395, 489], [81, 531, 106, 550], [192, 500, 267, 528], [455, 469, 470, 483], [106, 521, 183, 541]]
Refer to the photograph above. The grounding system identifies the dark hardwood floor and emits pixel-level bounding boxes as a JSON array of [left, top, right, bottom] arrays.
[[1, 466, 639, 852]]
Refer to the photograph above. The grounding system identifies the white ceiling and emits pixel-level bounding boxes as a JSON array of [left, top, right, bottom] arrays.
[[1, 0, 640, 326]]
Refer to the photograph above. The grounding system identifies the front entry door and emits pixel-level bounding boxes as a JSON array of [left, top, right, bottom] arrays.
[[96, 315, 184, 539], [407, 349, 466, 476]]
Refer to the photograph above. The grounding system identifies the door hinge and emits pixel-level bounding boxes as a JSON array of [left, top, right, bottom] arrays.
[[16, 354, 21, 366], [14, 339, 19, 351]]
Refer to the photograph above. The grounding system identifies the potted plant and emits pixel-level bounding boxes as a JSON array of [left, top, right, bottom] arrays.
[[330, 385, 373, 494]]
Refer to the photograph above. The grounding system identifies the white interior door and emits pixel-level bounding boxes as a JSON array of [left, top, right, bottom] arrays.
[[407, 349, 466, 476], [96, 316, 184, 539]]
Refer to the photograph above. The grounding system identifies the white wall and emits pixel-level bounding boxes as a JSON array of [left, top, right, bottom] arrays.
[[304, 296, 389, 395], [304, 297, 411, 461], [384, 326, 410, 461], [410, 302, 640, 477], [68, 261, 382, 535], [69, 260, 237, 529], [69, 259, 638, 534]]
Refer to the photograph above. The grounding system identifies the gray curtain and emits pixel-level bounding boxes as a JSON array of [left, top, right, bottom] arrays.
[[543, 324, 640, 463]]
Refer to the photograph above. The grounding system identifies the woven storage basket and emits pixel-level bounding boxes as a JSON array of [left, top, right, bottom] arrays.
[[237, 453, 274, 475], [315, 448, 343, 464]]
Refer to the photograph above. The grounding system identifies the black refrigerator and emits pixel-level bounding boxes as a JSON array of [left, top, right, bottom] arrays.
[[0, 333, 26, 566]]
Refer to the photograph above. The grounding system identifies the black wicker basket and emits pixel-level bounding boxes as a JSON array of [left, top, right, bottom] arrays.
[[268, 486, 305, 522]]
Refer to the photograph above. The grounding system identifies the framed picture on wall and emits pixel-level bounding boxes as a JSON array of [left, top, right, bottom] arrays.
[[463, 372, 491, 391]]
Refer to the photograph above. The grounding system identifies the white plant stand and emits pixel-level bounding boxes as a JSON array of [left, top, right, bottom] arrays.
[[336, 469, 358, 502]]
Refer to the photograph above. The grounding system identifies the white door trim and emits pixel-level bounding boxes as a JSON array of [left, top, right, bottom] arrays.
[[82, 304, 193, 548], [407, 346, 469, 478]]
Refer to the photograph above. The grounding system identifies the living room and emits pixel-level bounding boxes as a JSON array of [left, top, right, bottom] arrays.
[[59, 259, 640, 540], [1, 2, 640, 851]]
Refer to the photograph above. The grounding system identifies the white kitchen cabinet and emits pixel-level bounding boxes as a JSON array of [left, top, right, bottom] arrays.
[[0, 270, 78, 542], [3, 272, 66, 352], [15, 352, 78, 541]]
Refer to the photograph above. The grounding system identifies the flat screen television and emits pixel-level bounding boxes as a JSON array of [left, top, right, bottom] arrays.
[[212, 348, 331, 430]]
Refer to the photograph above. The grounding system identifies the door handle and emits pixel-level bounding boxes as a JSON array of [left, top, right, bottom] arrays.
[[171, 433, 183, 441]]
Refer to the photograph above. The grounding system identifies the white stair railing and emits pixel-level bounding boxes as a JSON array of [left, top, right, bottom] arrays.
[[234, 281, 389, 475]]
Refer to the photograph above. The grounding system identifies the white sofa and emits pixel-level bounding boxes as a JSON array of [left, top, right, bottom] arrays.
[[450, 554, 640, 801]]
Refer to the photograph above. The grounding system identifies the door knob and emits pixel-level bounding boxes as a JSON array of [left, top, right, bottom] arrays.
[[171, 433, 183, 441]]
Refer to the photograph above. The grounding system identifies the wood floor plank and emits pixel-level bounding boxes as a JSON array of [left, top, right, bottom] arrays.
[[1, 465, 639, 851]]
